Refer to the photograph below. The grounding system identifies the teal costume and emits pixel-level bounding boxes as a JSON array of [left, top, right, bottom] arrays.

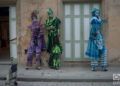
[[45, 8, 62, 69], [85, 8, 108, 71]]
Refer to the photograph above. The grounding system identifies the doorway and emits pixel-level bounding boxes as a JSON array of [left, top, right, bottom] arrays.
[[63, 3, 100, 61], [0, 7, 10, 61]]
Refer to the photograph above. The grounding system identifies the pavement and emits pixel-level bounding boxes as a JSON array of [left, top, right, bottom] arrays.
[[0, 64, 120, 82], [1, 64, 120, 86], [0, 65, 11, 80], [0, 81, 114, 86]]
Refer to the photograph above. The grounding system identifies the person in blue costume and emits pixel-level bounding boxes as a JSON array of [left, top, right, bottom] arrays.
[[85, 8, 108, 71]]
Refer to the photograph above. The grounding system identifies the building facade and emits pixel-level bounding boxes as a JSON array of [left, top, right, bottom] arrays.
[[0, 0, 120, 66]]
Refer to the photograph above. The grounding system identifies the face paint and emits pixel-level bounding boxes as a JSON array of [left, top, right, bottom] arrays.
[[47, 8, 53, 17], [91, 8, 100, 17], [95, 10, 100, 17], [31, 10, 39, 21]]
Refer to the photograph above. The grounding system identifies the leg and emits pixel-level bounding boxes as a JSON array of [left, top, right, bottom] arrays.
[[35, 41, 42, 69], [35, 53, 41, 70], [49, 54, 59, 69], [48, 54, 54, 68], [55, 54, 60, 70], [100, 49, 108, 71], [53, 57, 56, 68], [26, 53, 33, 69], [26, 42, 35, 69], [53, 54, 59, 69], [91, 58, 98, 71], [47, 35, 53, 53]]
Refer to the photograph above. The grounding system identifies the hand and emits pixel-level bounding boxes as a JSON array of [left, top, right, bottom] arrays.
[[102, 18, 107, 23], [50, 26, 55, 29]]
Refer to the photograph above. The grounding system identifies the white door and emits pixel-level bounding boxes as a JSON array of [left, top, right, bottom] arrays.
[[9, 6, 17, 59], [64, 3, 100, 61]]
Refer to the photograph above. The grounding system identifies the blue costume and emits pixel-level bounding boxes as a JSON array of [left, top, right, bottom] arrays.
[[85, 9, 107, 71]]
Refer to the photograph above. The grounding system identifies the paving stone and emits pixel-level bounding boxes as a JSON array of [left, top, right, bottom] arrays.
[[0, 81, 114, 86], [92, 82, 113, 86], [18, 82, 92, 86], [17, 81, 115, 86], [0, 81, 5, 86]]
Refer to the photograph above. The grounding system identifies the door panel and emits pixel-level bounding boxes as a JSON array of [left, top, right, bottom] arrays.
[[64, 3, 100, 61], [9, 6, 17, 59], [83, 4, 90, 15], [65, 43, 71, 59], [64, 4, 71, 16], [65, 18, 71, 41], [74, 18, 81, 41], [74, 43, 81, 59], [84, 18, 90, 41], [74, 4, 80, 16]]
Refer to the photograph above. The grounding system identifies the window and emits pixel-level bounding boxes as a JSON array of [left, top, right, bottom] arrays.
[[64, 3, 100, 61]]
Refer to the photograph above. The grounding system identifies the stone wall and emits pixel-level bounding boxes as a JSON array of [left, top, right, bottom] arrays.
[[107, 0, 120, 64], [17, 0, 120, 65], [18, 0, 61, 65]]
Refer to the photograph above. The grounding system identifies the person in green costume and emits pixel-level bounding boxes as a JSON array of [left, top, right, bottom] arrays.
[[45, 8, 62, 69]]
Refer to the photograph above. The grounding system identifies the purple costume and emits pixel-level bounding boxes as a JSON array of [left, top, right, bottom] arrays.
[[27, 20, 46, 66]]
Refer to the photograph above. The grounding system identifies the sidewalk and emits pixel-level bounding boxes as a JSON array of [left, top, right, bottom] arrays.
[[0, 65, 11, 80], [0, 65, 119, 82], [17, 65, 118, 82]]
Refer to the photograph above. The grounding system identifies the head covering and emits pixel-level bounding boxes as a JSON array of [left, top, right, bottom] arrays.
[[47, 8, 53, 16], [31, 9, 39, 20], [34, 9, 39, 15], [91, 8, 99, 16]]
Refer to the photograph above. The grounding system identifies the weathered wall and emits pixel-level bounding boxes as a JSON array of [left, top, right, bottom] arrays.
[[0, 0, 16, 6], [17, 0, 120, 65], [18, 0, 61, 65], [106, 0, 120, 64]]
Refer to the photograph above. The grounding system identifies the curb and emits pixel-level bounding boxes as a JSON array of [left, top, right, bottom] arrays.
[[0, 77, 113, 82]]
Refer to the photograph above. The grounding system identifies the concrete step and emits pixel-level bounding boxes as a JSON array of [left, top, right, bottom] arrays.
[[1, 66, 118, 82], [17, 77, 113, 82], [16, 66, 115, 82], [0, 75, 113, 82], [0, 73, 113, 82], [0, 61, 11, 65], [0, 80, 113, 86]]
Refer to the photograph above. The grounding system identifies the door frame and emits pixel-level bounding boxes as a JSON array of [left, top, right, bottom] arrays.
[[63, 2, 101, 62], [0, 0, 18, 62], [9, 6, 17, 61]]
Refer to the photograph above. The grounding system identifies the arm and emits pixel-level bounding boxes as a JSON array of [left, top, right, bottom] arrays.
[[101, 18, 108, 23], [45, 19, 54, 30], [90, 18, 99, 40]]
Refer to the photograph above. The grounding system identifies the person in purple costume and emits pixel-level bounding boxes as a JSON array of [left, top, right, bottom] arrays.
[[26, 10, 46, 70]]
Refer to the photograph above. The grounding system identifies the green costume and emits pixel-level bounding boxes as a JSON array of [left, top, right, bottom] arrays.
[[45, 8, 62, 69], [49, 44, 62, 69], [45, 17, 61, 53]]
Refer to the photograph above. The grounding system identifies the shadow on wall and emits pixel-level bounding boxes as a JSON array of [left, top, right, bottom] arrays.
[[110, 56, 120, 65]]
